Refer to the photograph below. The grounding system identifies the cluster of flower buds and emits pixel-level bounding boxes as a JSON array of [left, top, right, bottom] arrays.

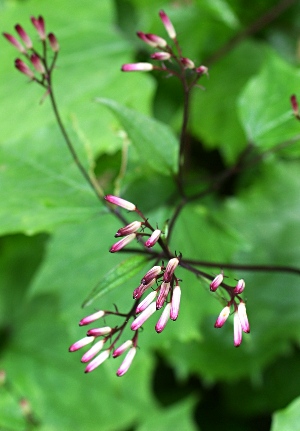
[[291, 94, 300, 120], [121, 9, 208, 81], [210, 273, 250, 346], [3, 16, 59, 85]]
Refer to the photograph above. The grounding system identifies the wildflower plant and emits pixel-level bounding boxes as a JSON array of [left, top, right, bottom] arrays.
[[1, 1, 300, 429]]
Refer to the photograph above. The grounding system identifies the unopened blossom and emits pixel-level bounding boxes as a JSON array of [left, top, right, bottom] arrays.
[[144, 33, 167, 48], [237, 301, 250, 333], [214, 305, 230, 328], [86, 326, 112, 337], [104, 194, 136, 211], [170, 283, 181, 320], [81, 339, 105, 363], [159, 10, 176, 39], [156, 282, 170, 310], [136, 290, 157, 313], [151, 52, 171, 61], [136, 31, 158, 47], [234, 311, 242, 347], [133, 279, 156, 300], [145, 229, 161, 247], [115, 221, 142, 237], [48, 33, 59, 52], [3, 33, 26, 53], [210, 272, 223, 292], [79, 310, 105, 326], [121, 63, 153, 72], [15, 59, 34, 79], [84, 349, 110, 373], [233, 279, 245, 295], [131, 301, 156, 331], [181, 57, 195, 69], [163, 257, 179, 283], [31, 16, 46, 40], [116, 347, 137, 377], [155, 303, 171, 333], [110, 233, 136, 253], [112, 340, 133, 358], [69, 336, 95, 352], [141, 265, 162, 285], [15, 25, 32, 49], [195, 65, 208, 75], [30, 54, 45, 74]]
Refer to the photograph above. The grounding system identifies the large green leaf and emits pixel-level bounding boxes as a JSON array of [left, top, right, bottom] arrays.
[[271, 397, 300, 431]]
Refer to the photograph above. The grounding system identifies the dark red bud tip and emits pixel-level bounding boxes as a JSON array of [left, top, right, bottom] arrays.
[[291, 94, 299, 115]]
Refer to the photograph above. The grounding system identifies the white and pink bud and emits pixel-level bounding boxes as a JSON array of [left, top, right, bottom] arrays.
[[136, 31, 158, 47], [234, 311, 242, 347], [170, 283, 181, 320], [69, 336, 95, 352], [156, 282, 170, 310], [141, 265, 162, 285], [131, 301, 156, 331], [195, 65, 208, 76], [48, 33, 59, 52], [136, 290, 157, 313], [237, 301, 250, 333], [3, 33, 26, 53], [30, 54, 45, 74], [81, 339, 105, 363], [31, 16, 46, 40], [144, 33, 167, 48], [121, 63, 154, 72], [210, 272, 223, 292], [144, 229, 161, 247], [163, 257, 179, 283], [104, 194, 136, 211], [155, 303, 171, 333], [79, 310, 105, 326], [133, 279, 156, 300], [15, 25, 32, 49], [84, 349, 110, 373], [15, 59, 34, 78], [115, 221, 142, 237], [112, 340, 133, 358], [159, 10, 176, 39], [151, 52, 171, 61], [214, 305, 230, 328], [233, 279, 245, 295], [110, 233, 136, 253], [180, 57, 195, 69], [86, 326, 112, 337], [116, 347, 137, 377]]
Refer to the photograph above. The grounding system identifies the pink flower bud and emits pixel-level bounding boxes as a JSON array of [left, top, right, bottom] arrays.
[[79, 310, 105, 326], [115, 221, 142, 237], [155, 303, 171, 333], [237, 301, 250, 333], [86, 326, 112, 337], [170, 283, 181, 320], [196, 65, 208, 75], [131, 301, 156, 331], [136, 31, 158, 47], [31, 16, 46, 40], [156, 282, 170, 310], [210, 273, 223, 292], [3, 33, 26, 53], [163, 257, 179, 283], [14, 59, 34, 79], [133, 279, 156, 300], [110, 233, 136, 253], [151, 52, 171, 61], [112, 340, 133, 358], [141, 265, 162, 285], [116, 347, 137, 376], [159, 10, 176, 39], [181, 57, 195, 69], [104, 195, 136, 211], [144, 229, 161, 247], [291, 94, 299, 116], [233, 279, 245, 295], [145, 33, 167, 48], [30, 54, 45, 74], [48, 33, 59, 52], [234, 311, 242, 347], [121, 63, 154, 72], [69, 336, 95, 352], [84, 349, 110, 373], [214, 305, 230, 328], [15, 25, 32, 49], [81, 339, 105, 363], [136, 290, 157, 313]]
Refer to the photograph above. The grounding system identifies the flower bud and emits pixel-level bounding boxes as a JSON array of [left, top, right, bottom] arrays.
[[84, 349, 110, 373], [79, 310, 105, 326], [115, 221, 142, 237], [170, 283, 181, 320], [86, 326, 112, 337], [133, 279, 155, 300], [144, 229, 161, 247], [141, 265, 162, 285], [180, 57, 195, 69], [163, 257, 179, 283], [210, 273, 223, 292], [237, 301, 250, 333], [156, 282, 170, 310], [234, 311, 242, 347], [136, 31, 158, 47], [151, 52, 171, 61], [214, 306, 230, 328], [30, 54, 45, 74], [121, 63, 154, 72], [15, 25, 32, 49], [159, 10, 176, 39], [116, 347, 137, 376], [15, 59, 34, 79], [81, 339, 105, 363], [104, 194, 136, 211], [3, 33, 26, 53], [112, 340, 133, 358], [136, 290, 157, 313], [69, 336, 95, 352], [110, 233, 136, 253], [155, 303, 171, 333], [131, 302, 156, 331], [145, 33, 167, 48], [233, 279, 245, 295], [31, 16, 46, 40], [48, 33, 59, 52], [195, 65, 208, 75]]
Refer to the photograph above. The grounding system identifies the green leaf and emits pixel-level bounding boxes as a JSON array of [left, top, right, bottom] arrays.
[[238, 51, 300, 150], [97, 98, 179, 175], [271, 397, 300, 431], [82, 254, 149, 307]]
